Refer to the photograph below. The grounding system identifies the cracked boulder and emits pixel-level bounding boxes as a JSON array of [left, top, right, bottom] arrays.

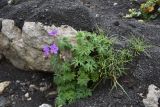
[[0, 19, 77, 72]]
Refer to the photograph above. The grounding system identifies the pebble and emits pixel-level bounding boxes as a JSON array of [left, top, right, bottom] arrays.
[[143, 84, 160, 107], [138, 93, 144, 98], [96, 14, 100, 17], [0, 81, 11, 94], [138, 20, 144, 23], [39, 83, 51, 92], [39, 104, 52, 107], [46, 91, 57, 97], [20, 82, 26, 86], [40, 86, 48, 92], [29, 84, 39, 91], [27, 97, 32, 101], [113, 3, 118, 6], [8, 0, 13, 4], [16, 80, 20, 84], [12, 101, 16, 105], [24, 93, 29, 98]]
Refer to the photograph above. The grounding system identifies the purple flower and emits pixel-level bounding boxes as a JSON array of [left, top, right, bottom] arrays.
[[42, 45, 50, 57], [50, 44, 59, 54], [48, 29, 58, 36]]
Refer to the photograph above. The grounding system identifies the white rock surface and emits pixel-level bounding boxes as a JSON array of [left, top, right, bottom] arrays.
[[0, 19, 77, 72], [0, 81, 11, 94], [8, 0, 13, 4], [24, 93, 29, 98], [39, 104, 52, 107], [143, 84, 160, 107]]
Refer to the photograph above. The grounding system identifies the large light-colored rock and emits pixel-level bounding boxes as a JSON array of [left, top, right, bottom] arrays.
[[143, 84, 160, 107], [0, 19, 77, 72]]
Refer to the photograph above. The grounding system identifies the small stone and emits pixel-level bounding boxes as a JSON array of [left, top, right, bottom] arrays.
[[47, 91, 57, 96], [0, 81, 11, 94], [40, 86, 48, 92], [8, 0, 13, 4], [138, 20, 144, 23], [45, 9, 49, 12], [47, 91, 57, 95], [113, 3, 118, 6], [29, 84, 39, 91], [39, 83, 51, 92], [12, 101, 16, 105], [20, 82, 26, 86], [16, 80, 20, 84], [46, 91, 57, 100], [143, 84, 160, 107], [27, 97, 32, 101], [39, 82, 45, 86], [24, 93, 29, 98], [138, 93, 144, 98], [39, 104, 52, 107], [96, 14, 100, 17]]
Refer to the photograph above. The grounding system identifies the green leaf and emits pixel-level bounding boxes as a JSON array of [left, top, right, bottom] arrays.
[[90, 72, 100, 82], [77, 72, 90, 86], [62, 71, 75, 81], [76, 87, 92, 99], [72, 56, 84, 67], [57, 37, 72, 50], [55, 96, 66, 107], [57, 82, 76, 92], [59, 90, 76, 104], [61, 62, 71, 72]]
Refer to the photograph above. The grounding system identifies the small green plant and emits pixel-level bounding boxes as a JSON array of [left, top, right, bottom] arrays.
[[125, 0, 160, 20], [129, 37, 148, 55], [125, 9, 142, 18], [43, 30, 147, 107]]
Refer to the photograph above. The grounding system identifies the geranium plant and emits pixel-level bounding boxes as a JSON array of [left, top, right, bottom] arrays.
[[43, 30, 147, 107]]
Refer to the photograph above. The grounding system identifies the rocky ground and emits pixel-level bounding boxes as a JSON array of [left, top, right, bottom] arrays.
[[0, 0, 160, 107], [0, 57, 160, 107], [0, 59, 55, 107]]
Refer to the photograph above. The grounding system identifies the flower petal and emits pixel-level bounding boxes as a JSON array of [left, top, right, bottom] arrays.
[[48, 29, 58, 36], [50, 44, 59, 54], [42, 45, 50, 57]]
